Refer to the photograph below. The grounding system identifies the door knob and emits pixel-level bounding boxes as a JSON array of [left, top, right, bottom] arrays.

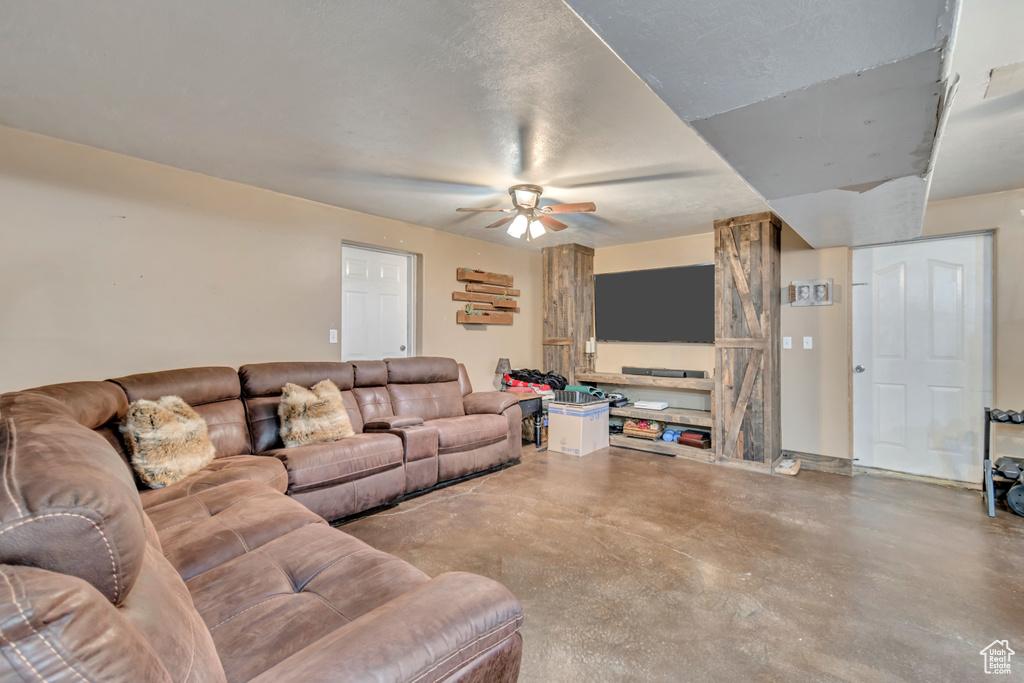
[[400, 345, 406, 351], [854, 365, 865, 373]]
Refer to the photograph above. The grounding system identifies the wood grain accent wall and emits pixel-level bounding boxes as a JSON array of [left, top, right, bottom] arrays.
[[541, 243, 594, 384], [714, 212, 782, 471]]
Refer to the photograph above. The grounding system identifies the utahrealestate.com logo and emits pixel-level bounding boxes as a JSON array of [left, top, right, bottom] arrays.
[[980, 640, 1014, 675]]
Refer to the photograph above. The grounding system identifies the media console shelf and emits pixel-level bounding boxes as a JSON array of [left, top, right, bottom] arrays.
[[574, 370, 716, 464]]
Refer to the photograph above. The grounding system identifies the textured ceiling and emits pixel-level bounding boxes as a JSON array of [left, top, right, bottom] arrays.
[[0, 0, 767, 250], [563, 0, 956, 247], [1, 0, 1008, 251]]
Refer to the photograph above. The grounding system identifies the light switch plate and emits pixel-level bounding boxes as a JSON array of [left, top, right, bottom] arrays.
[[803, 336, 813, 349], [783, 336, 792, 349], [329, 329, 338, 344]]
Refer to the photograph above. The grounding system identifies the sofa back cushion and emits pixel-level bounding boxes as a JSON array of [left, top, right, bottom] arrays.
[[0, 393, 147, 605], [14, 381, 133, 473], [385, 357, 465, 421], [350, 360, 394, 423], [239, 362, 363, 453], [110, 367, 252, 458], [458, 363, 473, 396]]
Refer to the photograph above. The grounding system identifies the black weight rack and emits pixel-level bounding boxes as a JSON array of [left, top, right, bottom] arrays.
[[983, 408, 1024, 517]]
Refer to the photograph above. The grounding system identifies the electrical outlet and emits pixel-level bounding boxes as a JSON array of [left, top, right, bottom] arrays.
[[803, 336, 813, 349], [329, 329, 338, 344], [783, 336, 792, 349]]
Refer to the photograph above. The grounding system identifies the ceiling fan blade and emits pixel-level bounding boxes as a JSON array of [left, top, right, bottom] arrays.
[[542, 202, 596, 214], [536, 214, 569, 232], [456, 207, 511, 212], [484, 216, 516, 230]]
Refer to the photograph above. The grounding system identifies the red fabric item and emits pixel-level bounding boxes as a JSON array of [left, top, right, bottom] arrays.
[[504, 375, 551, 391]]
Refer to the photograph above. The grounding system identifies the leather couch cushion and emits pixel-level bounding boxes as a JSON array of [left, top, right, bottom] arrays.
[[146, 481, 324, 580], [388, 382, 465, 421], [0, 561, 227, 683], [239, 362, 355, 396], [385, 356, 460, 384], [265, 433, 404, 494], [112, 366, 241, 406], [0, 394, 147, 605], [248, 572, 523, 683], [21, 381, 128, 430], [351, 360, 388, 387], [139, 455, 287, 509], [110, 367, 252, 457], [430, 414, 508, 455], [120, 543, 228, 682], [186, 523, 429, 683], [352, 385, 394, 423]]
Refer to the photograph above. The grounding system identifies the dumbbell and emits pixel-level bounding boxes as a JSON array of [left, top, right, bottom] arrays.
[[1006, 483, 1024, 516], [991, 409, 1011, 422], [1009, 410, 1024, 424]]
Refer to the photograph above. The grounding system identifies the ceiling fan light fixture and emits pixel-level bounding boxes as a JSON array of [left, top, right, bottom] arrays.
[[510, 184, 542, 209], [507, 213, 529, 238], [528, 218, 545, 239]]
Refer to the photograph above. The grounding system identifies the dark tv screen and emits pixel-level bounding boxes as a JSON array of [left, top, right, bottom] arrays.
[[595, 264, 715, 343]]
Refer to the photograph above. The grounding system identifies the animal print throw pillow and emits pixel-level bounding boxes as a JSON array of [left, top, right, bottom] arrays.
[[278, 379, 355, 447], [120, 396, 216, 488]]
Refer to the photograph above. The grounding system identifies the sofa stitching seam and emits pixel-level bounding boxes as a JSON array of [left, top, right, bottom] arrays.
[[0, 513, 120, 603], [297, 548, 375, 591], [209, 594, 291, 631], [212, 516, 250, 553], [2, 419, 25, 517], [410, 616, 522, 683], [154, 491, 279, 533], [0, 570, 91, 683]]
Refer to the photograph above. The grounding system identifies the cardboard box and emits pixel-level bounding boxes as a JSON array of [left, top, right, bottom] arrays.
[[547, 402, 609, 456]]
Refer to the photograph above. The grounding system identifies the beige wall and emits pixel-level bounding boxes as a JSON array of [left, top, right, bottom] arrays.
[[778, 228, 850, 459], [0, 126, 542, 393], [593, 225, 852, 457]]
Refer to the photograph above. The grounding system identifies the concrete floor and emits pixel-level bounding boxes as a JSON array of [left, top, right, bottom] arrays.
[[343, 446, 1024, 682]]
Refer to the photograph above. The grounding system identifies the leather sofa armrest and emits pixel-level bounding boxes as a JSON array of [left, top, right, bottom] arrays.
[[464, 391, 519, 415], [250, 572, 523, 683], [364, 415, 424, 430]]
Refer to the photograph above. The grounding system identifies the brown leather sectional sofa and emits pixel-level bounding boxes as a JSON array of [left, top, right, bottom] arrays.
[[0, 357, 523, 682]]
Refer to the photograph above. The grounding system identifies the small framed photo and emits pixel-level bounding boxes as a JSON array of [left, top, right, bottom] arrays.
[[790, 278, 833, 306]]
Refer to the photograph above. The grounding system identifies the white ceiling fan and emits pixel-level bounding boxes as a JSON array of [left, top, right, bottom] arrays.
[[456, 184, 596, 240]]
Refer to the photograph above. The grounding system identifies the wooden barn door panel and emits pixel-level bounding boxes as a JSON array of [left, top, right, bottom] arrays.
[[714, 213, 781, 471]]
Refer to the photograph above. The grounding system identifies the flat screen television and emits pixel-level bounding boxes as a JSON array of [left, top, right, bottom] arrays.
[[595, 264, 715, 343]]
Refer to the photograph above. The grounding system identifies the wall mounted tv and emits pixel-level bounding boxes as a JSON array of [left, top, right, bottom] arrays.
[[595, 264, 715, 343]]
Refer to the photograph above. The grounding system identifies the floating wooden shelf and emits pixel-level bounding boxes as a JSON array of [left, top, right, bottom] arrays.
[[453, 291, 498, 303], [457, 268, 513, 287], [575, 371, 715, 392], [610, 405, 714, 428], [457, 311, 513, 325], [491, 299, 518, 310], [466, 283, 520, 296]]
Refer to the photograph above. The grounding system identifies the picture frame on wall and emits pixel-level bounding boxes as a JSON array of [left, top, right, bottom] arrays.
[[790, 278, 833, 306]]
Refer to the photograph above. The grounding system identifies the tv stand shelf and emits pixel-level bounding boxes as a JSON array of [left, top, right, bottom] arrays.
[[574, 371, 714, 392], [575, 370, 717, 460], [610, 404, 714, 429]]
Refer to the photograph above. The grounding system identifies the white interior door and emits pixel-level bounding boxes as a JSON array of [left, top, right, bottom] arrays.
[[341, 245, 413, 360], [852, 234, 991, 483]]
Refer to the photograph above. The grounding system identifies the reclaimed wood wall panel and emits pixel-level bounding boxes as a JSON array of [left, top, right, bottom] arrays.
[[714, 212, 781, 471], [541, 244, 594, 384]]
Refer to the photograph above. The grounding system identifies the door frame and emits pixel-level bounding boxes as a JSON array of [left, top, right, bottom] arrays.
[[848, 230, 994, 484], [340, 241, 419, 358]]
